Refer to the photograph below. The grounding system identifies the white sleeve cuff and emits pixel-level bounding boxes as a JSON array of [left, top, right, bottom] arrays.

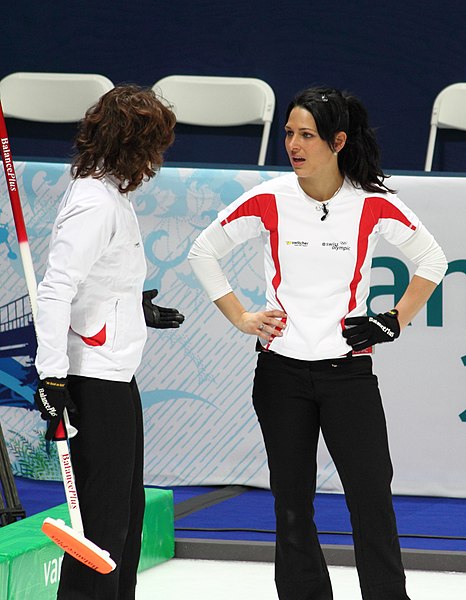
[[35, 295, 71, 379], [397, 224, 448, 284], [188, 219, 237, 301]]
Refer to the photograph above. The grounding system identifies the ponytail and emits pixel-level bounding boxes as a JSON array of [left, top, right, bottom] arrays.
[[287, 87, 394, 193], [339, 93, 394, 193]]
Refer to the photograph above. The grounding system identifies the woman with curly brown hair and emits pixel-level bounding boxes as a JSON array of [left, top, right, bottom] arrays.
[[34, 84, 184, 599]]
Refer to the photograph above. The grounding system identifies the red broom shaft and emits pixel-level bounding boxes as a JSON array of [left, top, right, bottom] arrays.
[[0, 102, 28, 243]]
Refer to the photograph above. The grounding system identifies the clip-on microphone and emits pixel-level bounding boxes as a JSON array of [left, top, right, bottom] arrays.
[[321, 203, 329, 221]]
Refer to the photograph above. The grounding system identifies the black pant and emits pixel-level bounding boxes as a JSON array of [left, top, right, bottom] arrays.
[[252, 351, 411, 600], [57, 376, 145, 600]]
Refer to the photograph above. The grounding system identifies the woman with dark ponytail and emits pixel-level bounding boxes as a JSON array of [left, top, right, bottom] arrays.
[[288, 87, 394, 194], [189, 86, 447, 600]]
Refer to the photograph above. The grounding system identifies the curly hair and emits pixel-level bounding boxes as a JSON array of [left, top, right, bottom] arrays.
[[72, 84, 176, 193]]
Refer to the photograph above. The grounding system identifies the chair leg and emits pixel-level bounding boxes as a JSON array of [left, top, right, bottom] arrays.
[[424, 124, 438, 171], [0, 421, 26, 526]]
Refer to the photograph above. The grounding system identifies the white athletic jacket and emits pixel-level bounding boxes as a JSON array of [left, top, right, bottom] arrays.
[[189, 174, 447, 361], [35, 175, 147, 382]]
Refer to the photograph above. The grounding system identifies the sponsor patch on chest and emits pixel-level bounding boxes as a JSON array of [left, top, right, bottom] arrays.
[[285, 240, 309, 247]]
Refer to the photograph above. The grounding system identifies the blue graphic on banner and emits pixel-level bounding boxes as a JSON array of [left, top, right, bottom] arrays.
[[460, 356, 466, 422], [141, 390, 217, 409], [0, 209, 17, 260], [0, 295, 37, 408]]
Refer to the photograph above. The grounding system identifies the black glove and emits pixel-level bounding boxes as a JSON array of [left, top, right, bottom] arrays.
[[143, 289, 185, 329], [34, 377, 77, 441], [343, 310, 400, 352]]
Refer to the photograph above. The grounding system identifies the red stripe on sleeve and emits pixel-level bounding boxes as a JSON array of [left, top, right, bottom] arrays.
[[222, 193, 284, 302], [344, 196, 416, 325], [220, 193, 286, 349], [220, 194, 273, 226], [262, 198, 287, 349]]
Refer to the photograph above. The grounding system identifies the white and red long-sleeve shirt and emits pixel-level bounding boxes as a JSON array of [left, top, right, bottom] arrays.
[[189, 173, 447, 361]]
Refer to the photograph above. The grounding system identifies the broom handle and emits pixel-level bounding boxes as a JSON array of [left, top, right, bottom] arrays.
[[0, 99, 83, 533], [0, 101, 38, 319], [55, 420, 84, 533]]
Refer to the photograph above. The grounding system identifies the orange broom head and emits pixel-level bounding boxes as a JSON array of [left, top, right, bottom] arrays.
[[42, 517, 116, 574]]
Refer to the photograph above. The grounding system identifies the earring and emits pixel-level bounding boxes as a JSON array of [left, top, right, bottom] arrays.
[[333, 151, 338, 156]]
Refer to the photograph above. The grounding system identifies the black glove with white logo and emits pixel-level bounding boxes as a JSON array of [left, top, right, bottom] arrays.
[[343, 310, 400, 352], [143, 289, 185, 329], [34, 377, 77, 441]]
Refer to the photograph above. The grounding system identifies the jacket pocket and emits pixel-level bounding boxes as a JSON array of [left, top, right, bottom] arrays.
[[72, 299, 120, 350], [81, 324, 107, 346]]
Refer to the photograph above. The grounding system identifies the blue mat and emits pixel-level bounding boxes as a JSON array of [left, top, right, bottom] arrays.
[[13, 478, 466, 552], [174, 488, 466, 552], [14, 476, 66, 517], [14, 477, 214, 517]]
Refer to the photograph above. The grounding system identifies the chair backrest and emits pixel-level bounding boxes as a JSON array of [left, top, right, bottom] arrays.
[[153, 75, 275, 165], [424, 82, 466, 171], [0, 72, 114, 123]]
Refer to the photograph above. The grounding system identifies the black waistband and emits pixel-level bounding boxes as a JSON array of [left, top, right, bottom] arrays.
[[256, 339, 358, 369]]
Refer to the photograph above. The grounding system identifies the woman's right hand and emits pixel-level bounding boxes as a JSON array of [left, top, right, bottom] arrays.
[[236, 309, 287, 342], [214, 293, 287, 342]]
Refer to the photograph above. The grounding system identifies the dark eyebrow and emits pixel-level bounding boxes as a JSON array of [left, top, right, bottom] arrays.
[[284, 126, 316, 133]]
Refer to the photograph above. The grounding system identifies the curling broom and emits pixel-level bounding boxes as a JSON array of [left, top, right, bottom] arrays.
[[0, 99, 116, 574]]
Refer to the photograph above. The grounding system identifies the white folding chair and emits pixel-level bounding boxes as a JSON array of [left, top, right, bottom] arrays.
[[424, 83, 466, 171], [153, 75, 275, 165], [0, 72, 114, 122]]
